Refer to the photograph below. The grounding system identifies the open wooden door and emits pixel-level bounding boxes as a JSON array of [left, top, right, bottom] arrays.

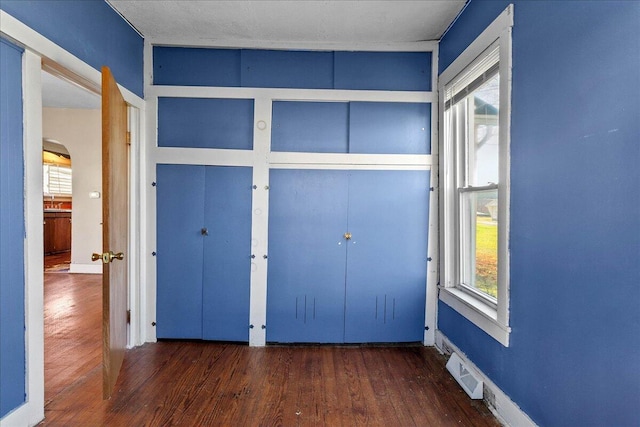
[[98, 66, 129, 399]]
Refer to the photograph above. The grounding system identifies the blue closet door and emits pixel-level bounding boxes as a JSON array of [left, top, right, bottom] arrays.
[[344, 170, 430, 342], [202, 166, 253, 342], [156, 164, 205, 339], [266, 169, 349, 343]]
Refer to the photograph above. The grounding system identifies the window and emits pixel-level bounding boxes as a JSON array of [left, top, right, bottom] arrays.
[[43, 164, 72, 196], [439, 5, 513, 346]]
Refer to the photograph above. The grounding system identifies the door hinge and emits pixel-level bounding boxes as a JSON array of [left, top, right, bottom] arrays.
[[126, 131, 131, 145], [126, 309, 131, 324]]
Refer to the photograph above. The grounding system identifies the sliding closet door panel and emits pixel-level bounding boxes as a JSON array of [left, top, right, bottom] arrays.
[[202, 166, 253, 342], [156, 164, 205, 339], [267, 169, 349, 343], [344, 170, 429, 342]]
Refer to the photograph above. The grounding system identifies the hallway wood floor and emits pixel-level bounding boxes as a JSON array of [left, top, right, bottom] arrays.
[[40, 269, 500, 427]]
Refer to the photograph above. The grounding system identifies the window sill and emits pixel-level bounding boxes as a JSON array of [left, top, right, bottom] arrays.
[[439, 287, 511, 346]]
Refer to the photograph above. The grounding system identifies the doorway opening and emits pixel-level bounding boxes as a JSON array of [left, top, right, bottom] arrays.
[[41, 68, 104, 408]]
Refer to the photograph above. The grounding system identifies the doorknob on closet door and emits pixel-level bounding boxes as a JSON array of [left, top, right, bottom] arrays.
[[201, 227, 209, 236], [344, 232, 352, 240]]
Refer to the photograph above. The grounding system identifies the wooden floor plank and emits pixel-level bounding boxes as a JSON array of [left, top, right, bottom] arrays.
[[39, 266, 500, 427]]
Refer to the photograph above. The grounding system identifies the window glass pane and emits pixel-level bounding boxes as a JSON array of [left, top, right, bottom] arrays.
[[467, 74, 499, 186], [460, 189, 498, 299]]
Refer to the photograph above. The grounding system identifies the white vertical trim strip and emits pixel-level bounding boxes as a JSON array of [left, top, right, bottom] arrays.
[[496, 25, 512, 329], [23, 48, 45, 427], [142, 39, 156, 343], [249, 98, 272, 346], [144, 100, 158, 344], [424, 44, 440, 346], [127, 105, 143, 347]]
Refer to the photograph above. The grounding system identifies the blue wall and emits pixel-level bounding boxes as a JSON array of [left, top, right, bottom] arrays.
[[0, 38, 26, 418], [0, 0, 143, 97], [438, 2, 640, 426]]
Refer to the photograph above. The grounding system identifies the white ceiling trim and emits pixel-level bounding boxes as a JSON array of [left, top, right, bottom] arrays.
[[148, 37, 438, 52]]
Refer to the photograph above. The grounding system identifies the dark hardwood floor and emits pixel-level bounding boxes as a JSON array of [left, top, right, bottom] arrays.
[[41, 263, 500, 427]]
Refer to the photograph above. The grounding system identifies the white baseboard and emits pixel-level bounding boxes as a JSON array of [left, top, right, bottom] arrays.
[[0, 402, 28, 427], [69, 263, 102, 274], [435, 331, 537, 427]]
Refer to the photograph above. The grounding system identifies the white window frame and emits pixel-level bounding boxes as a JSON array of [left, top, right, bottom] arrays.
[[439, 5, 513, 346]]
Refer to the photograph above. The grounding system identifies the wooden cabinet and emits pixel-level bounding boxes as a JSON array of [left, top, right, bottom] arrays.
[[44, 212, 71, 254]]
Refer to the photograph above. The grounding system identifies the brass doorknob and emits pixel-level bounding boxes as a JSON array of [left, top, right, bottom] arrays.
[[344, 232, 352, 240], [110, 252, 124, 261], [92, 251, 124, 264]]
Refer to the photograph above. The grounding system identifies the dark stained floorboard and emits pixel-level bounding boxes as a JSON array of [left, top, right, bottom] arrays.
[[40, 264, 500, 427]]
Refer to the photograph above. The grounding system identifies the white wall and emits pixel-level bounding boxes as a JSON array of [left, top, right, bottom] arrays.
[[42, 107, 102, 273]]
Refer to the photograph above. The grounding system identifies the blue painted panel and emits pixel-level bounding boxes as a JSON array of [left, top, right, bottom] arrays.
[[349, 102, 430, 154], [267, 170, 348, 343], [344, 171, 429, 343], [241, 50, 333, 89], [158, 97, 254, 149], [156, 165, 205, 339], [439, 2, 640, 426], [0, 0, 143, 97], [334, 51, 431, 91], [0, 38, 25, 419], [271, 101, 349, 153], [153, 47, 241, 87], [202, 166, 253, 342]]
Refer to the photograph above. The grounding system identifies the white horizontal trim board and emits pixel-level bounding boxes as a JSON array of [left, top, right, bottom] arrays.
[[149, 86, 434, 104], [149, 38, 438, 53], [435, 331, 537, 427], [152, 147, 254, 167], [271, 163, 431, 171], [270, 152, 431, 168]]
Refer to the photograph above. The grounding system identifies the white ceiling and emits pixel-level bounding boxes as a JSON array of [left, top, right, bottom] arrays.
[[108, 0, 465, 47]]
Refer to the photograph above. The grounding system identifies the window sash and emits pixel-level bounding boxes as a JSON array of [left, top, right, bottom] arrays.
[[457, 186, 499, 308]]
